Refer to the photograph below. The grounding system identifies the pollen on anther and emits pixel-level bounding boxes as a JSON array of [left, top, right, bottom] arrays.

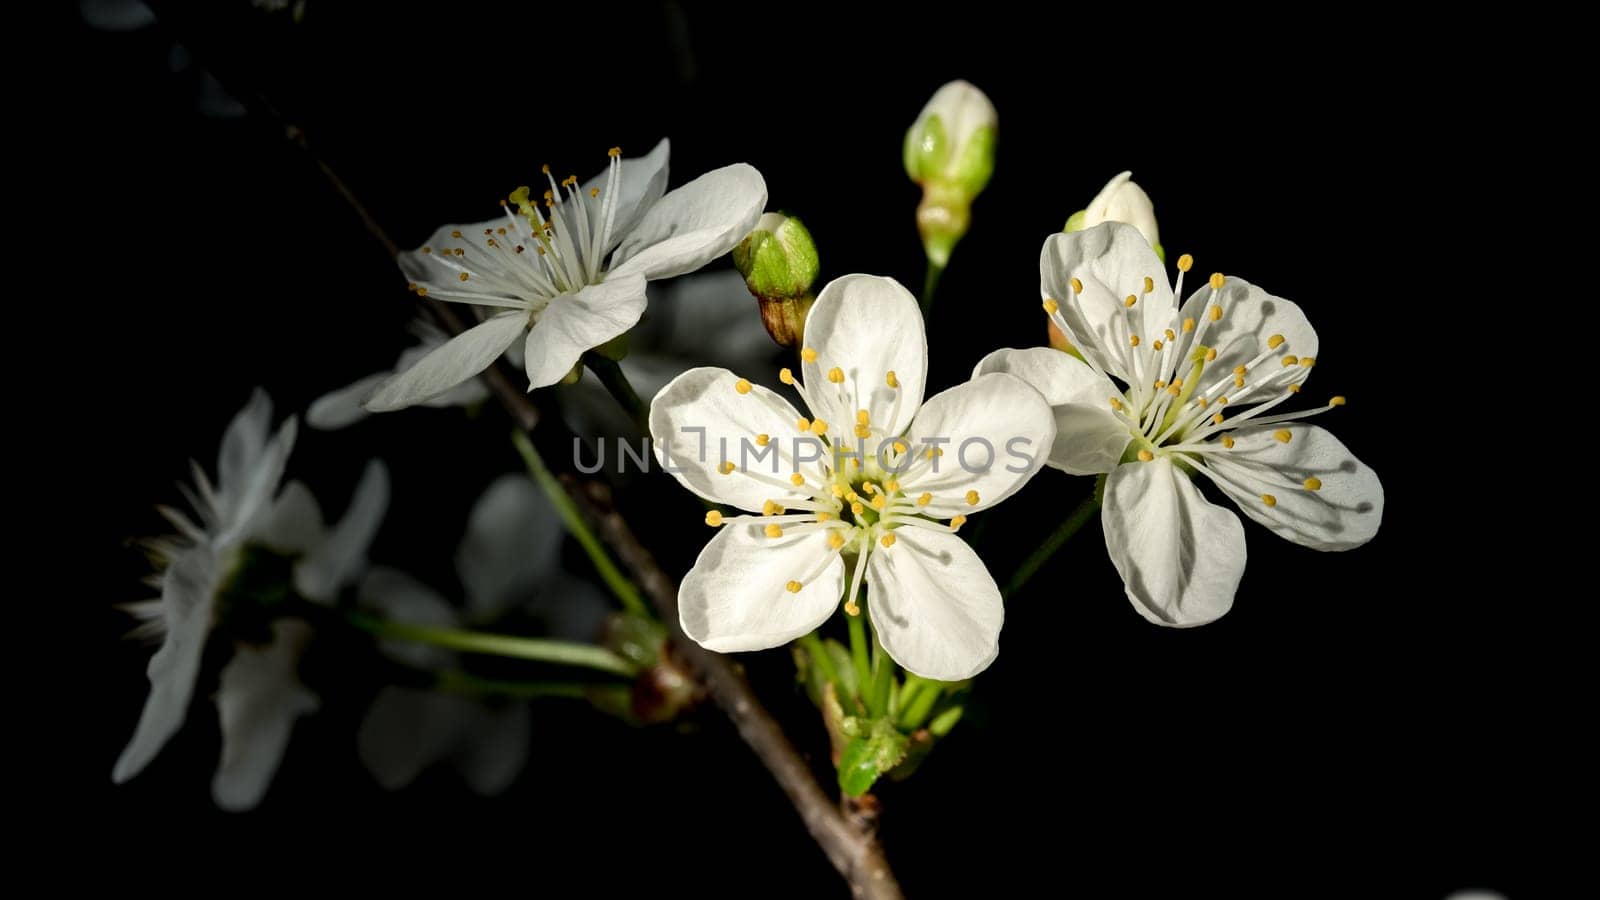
[[917, 492, 932, 506], [1273, 429, 1292, 443], [880, 533, 897, 548], [1125, 294, 1138, 308], [1215, 396, 1228, 405], [1153, 340, 1165, 351], [1177, 253, 1194, 272], [608, 146, 622, 157], [718, 461, 735, 475], [540, 164, 551, 174], [827, 367, 845, 384], [851, 501, 865, 516], [790, 473, 806, 486], [893, 440, 908, 454], [871, 495, 887, 511], [1261, 494, 1277, 508], [817, 511, 833, 522], [422, 246, 433, 254], [763, 499, 782, 516], [1288, 384, 1302, 394], [1070, 277, 1084, 294], [786, 580, 803, 594], [1234, 375, 1245, 388], [1304, 477, 1323, 491], [1212, 413, 1225, 425], [1209, 272, 1225, 290], [844, 601, 861, 616], [1281, 356, 1299, 367], [1137, 449, 1154, 462], [854, 425, 871, 439], [1205, 347, 1218, 362], [459, 273, 469, 282], [1209, 305, 1223, 322], [590, 187, 599, 198], [1129, 334, 1141, 347], [779, 367, 795, 385], [1267, 334, 1286, 350], [1330, 396, 1347, 407], [927, 447, 944, 458], [885, 479, 900, 492], [886, 371, 900, 389], [949, 514, 968, 532], [1300, 356, 1316, 368], [756, 433, 770, 446], [765, 524, 784, 538], [1183, 318, 1196, 333], [828, 532, 846, 549], [1042, 298, 1060, 314], [734, 378, 753, 395], [965, 490, 980, 506], [704, 510, 724, 527], [796, 417, 811, 432], [1109, 396, 1124, 411], [831, 484, 846, 497], [1221, 435, 1235, 449], [801, 347, 819, 363], [810, 419, 828, 436], [1165, 328, 1176, 341], [856, 409, 870, 426], [1143, 276, 1154, 294], [415, 287, 428, 297], [451, 230, 463, 239]]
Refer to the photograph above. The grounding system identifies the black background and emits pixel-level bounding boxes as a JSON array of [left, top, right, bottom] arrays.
[[59, 2, 1576, 896]]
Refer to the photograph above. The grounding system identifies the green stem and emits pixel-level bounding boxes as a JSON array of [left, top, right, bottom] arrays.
[[511, 429, 650, 618], [799, 632, 841, 691], [585, 353, 650, 435], [867, 632, 895, 718], [894, 675, 926, 719], [928, 704, 965, 737], [898, 678, 943, 731], [847, 609, 871, 708], [349, 612, 639, 677], [437, 670, 600, 700], [1003, 491, 1103, 599], [920, 261, 944, 318]]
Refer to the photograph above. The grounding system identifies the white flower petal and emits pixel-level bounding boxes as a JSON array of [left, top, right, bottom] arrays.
[[1040, 223, 1173, 380], [650, 366, 823, 512], [1083, 171, 1159, 249], [973, 347, 1129, 475], [522, 273, 648, 389], [1102, 457, 1246, 627], [357, 688, 476, 791], [360, 567, 458, 669], [258, 481, 325, 555], [456, 474, 562, 622], [1201, 424, 1382, 551], [214, 393, 297, 548], [679, 521, 846, 652], [396, 218, 524, 299], [295, 460, 389, 603], [217, 388, 272, 502], [307, 373, 389, 430], [581, 138, 670, 257], [866, 526, 1003, 681], [802, 274, 928, 439], [456, 702, 531, 796], [609, 163, 767, 281], [1179, 276, 1318, 389], [899, 373, 1055, 517], [365, 313, 526, 412], [112, 548, 218, 784], [211, 619, 319, 812]]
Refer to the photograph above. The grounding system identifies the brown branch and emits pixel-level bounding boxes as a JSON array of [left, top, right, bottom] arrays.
[[235, 65, 900, 898]]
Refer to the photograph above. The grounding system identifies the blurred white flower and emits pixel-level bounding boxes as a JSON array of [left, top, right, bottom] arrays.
[[357, 475, 607, 794], [651, 275, 1055, 680], [364, 141, 767, 410], [114, 390, 389, 809], [309, 318, 493, 430], [978, 223, 1383, 626]]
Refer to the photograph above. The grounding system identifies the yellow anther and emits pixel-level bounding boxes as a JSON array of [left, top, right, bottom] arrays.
[[1177, 253, 1194, 272], [779, 367, 795, 384], [763, 499, 782, 516], [1143, 276, 1154, 294], [917, 492, 932, 506], [1167, 385, 1182, 396], [590, 187, 599, 198], [541, 164, 551, 174], [886, 370, 900, 389], [827, 367, 845, 384], [1042, 298, 1060, 315], [862, 482, 879, 495], [1154, 380, 1167, 389], [1183, 318, 1196, 333], [459, 272, 470, 282], [1261, 494, 1277, 508], [608, 146, 622, 157], [1197, 397, 1209, 408], [790, 473, 806, 487], [1216, 395, 1228, 405], [1137, 449, 1154, 462], [893, 440, 908, 454], [421, 246, 432, 254], [844, 600, 861, 616], [830, 484, 845, 497], [796, 417, 811, 432], [885, 480, 900, 492], [949, 514, 968, 532], [543, 190, 554, 201], [718, 461, 735, 475], [1205, 347, 1218, 361], [451, 230, 463, 239], [810, 419, 828, 435], [1129, 334, 1141, 347], [871, 495, 887, 511], [1234, 375, 1245, 388], [1288, 384, 1302, 394], [1212, 413, 1225, 425], [1164, 328, 1176, 341], [704, 510, 724, 527], [856, 409, 870, 426], [1070, 277, 1084, 294], [734, 378, 752, 395], [801, 347, 818, 362], [1171, 377, 1183, 389], [1109, 396, 1125, 411], [1221, 435, 1235, 449], [965, 490, 980, 506], [1153, 340, 1165, 351], [1209, 272, 1225, 290], [453, 248, 465, 257], [764, 523, 784, 538], [1209, 305, 1223, 322], [1267, 334, 1286, 350], [1125, 294, 1138, 308], [1303, 477, 1323, 491], [415, 287, 428, 297], [851, 501, 865, 516], [845, 489, 859, 502], [786, 580, 803, 594], [1299, 356, 1315, 368], [828, 531, 846, 549], [756, 433, 770, 446], [1281, 356, 1299, 367], [816, 511, 833, 523], [1330, 396, 1347, 407], [561, 175, 578, 187], [880, 533, 897, 548], [1234, 365, 1248, 375], [854, 424, 871, 439], [1273, 429, 1292, 443]]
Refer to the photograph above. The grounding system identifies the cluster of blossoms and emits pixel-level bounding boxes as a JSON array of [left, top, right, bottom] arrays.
[[115, 82, 1381, 815]]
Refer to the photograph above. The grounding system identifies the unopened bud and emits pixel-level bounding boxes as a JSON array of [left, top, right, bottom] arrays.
[[905, 80, 996, 268], [734, 212, 819, 348], [1065, 171, 1162, 259]]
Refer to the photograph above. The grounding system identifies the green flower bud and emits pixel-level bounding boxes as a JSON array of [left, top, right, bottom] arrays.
[[733, 212, 820, 348], [904, 80, 997, 268]]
